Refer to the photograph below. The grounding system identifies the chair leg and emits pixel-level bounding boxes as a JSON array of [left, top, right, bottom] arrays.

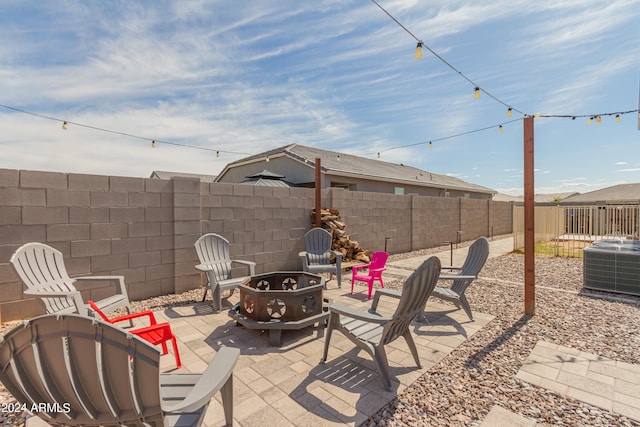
[[212, 284, 222, 313], [403, 330, 422, 368], [372, 346, 393, 391], [171, 336, 182, 369], [201, 285, 209, 302], [320, 314, 336, 363], [221, 375, 234, 426], [459, 294, 474, 320]]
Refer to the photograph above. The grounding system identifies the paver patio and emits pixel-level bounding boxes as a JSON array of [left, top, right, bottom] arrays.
[[72, 285, 488, 427]]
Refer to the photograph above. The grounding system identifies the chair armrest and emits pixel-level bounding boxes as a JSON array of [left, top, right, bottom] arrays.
[[231, 259, 256, 275], [108, 310, 157, 326], [352, 264, 370, 273], [439, 274, 477, 281], [73, 275, 129, 299], [161, 347, 240, 413], [370, 288, 402, 312], [329, 303, 389, 324]]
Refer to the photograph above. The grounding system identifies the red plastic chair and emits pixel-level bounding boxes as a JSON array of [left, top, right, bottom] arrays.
[[351, 251, 389, 299], [88, 300, 182, 369]]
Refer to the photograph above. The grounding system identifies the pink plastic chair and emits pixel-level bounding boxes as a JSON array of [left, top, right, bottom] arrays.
[[351, 251, 389, 299]]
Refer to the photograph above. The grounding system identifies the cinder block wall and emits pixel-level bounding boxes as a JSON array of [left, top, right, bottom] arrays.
[[0, 168, 512, 322]]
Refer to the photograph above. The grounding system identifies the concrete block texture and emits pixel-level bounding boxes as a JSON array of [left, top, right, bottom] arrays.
[[0, 169, 19, 187], [22, 207, 68, 225], [68, 173, 109, 191], [0, 188, 46, 206], [20, 170, 67, 189]]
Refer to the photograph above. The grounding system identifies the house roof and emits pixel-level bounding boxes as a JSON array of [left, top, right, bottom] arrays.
[[218, 144, 495, 195], [561, 183, 640, 204], [150, 171, 217, 183], [493, 192, 580, 203]]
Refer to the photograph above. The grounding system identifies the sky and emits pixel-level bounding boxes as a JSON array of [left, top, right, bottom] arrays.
[[1, 0, 639, 197]]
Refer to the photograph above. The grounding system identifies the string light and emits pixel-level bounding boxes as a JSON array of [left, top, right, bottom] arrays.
[[414, 42, 423, 60], [595, 116, 602, 124], [337, 155, 341, 161], [216, 150, 220, 158], [507, 108, 512, 118], [377, 152, 381, 158], [499, 125, 504, 133], [428, 141, 432, 148], [265, 156, 270, 162], [474, 87, 481, 99], [616, 114, 621, 122], [586, 117, 593, 124], [62, 121, 68, 130], [534, 112, 541, 118], [0, 104, 251, 157], [151, 140, 156, 148]]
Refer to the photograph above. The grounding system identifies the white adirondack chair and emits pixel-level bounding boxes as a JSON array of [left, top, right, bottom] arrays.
[[10, 242, 131, 317]]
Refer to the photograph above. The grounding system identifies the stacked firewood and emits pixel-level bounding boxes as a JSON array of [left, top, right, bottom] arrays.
[[311, 208, 371, 263]]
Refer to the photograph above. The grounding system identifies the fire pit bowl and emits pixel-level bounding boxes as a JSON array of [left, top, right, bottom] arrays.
[[229, 271, 330, 346]]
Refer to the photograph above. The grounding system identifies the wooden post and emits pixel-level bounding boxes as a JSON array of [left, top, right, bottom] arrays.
[[315, 158, 321, 228], [524, 116, 535, 315]]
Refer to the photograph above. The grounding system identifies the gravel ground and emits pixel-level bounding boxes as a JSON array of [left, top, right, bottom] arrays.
[[1, 237, 639, 426]]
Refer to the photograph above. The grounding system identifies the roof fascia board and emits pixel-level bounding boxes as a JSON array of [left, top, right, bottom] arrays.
[[325, 169, 493, 194]]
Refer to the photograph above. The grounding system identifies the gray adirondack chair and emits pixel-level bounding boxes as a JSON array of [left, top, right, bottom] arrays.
[[10, 242, 130, 317], [0, 313, 239, 427], [425, 236, 489, 322], [321, 256, 441, 391], [194, 233, 256, 312], [299, 228, 342, 288]]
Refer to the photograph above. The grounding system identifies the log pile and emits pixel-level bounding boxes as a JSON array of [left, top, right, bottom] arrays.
[[311, 208, 371, 263]]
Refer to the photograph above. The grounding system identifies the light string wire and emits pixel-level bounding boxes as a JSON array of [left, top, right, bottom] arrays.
[[0, 103, 252, 156], [369, 0, 527, 116], [374, 117, 525, 156]]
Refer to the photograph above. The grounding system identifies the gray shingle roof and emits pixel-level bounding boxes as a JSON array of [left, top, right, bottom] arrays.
[[225, 144, 495, 194], [150, 170, 217, 182], [561, 183, 640, 204]]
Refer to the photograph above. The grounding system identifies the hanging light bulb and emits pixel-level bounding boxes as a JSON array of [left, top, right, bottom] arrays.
[[534, 112, 541, 118], [615, 114, 621, 123], [595, 116, 602, 124], [474, 87, 481, 99], [586, 117, 593, 124], [506, 108, 512, 118], [216, 150, 220, 158], [414, 42, 423, 60], [62, 121, 68, 130], [377, 152, 380, 158], [265, 156, 270, 162], [428, 141, 433, 149], [337, 155, 341, 161], [151, 140, 156, 148], [499, 125, 504, 133]]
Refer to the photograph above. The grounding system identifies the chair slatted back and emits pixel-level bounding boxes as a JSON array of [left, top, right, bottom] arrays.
[[194, 234, 233, 282], [368, 251, 389, 275], [10, 243, 79, 314], [0, 314, 163, 427], [304, 228, 333, 265], [382, 257, 441, 345], [450, 237, 489, 294]]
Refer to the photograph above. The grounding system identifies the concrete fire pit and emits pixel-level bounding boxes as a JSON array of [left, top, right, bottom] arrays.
[[228, 271, 330, 346]]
